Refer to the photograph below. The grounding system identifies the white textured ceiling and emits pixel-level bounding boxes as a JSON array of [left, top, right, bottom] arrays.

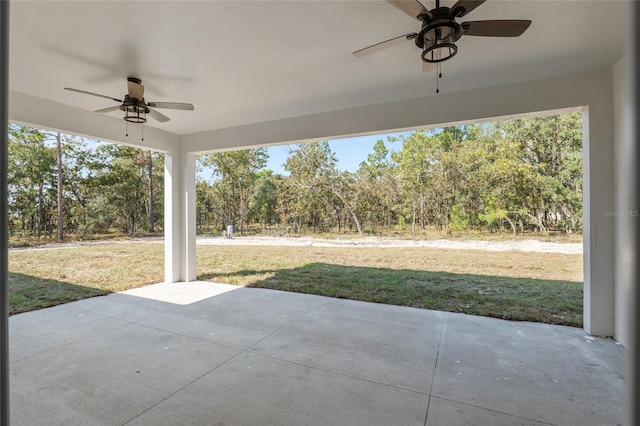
[[9, 0, 630, 135]]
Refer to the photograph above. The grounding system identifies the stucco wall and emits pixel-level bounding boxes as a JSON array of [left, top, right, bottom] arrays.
[[613, 50, 636, 347]]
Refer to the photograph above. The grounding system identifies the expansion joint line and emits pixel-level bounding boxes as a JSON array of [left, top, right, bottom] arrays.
[[423, 316, 446, 426], [246, 298, 329, 352], [122, 298, 328, 425]]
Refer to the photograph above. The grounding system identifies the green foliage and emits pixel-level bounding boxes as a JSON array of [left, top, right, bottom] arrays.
[[232, 113, 579, 237], [8, 126, 58, 238], [8, 112, 584, 242], [197, 149, 267, 234], [250, 170, 278, 226], [282, 141, 362, 235], [7, 125, 164, 241], [357, 140, 399, 234]]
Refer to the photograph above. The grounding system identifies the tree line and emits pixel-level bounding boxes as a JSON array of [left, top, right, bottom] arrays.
[[197, 113, 583, 236], [6, 112, 582, 242], [7, 126, 163, 241]]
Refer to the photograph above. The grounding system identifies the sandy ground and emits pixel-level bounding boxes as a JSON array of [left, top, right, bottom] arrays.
[[10, 235, 583, 255], [197, 236, 583, 254]]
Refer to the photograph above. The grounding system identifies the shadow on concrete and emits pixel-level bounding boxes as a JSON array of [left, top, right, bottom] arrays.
[[199, 262, 583, 326], [8, 281, 623, 426]]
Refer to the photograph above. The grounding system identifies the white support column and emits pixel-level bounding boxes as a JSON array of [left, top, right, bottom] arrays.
[[164, 150, 182, 283], [582, 105, 615, 336], [1, 1, 10, 423], [164, 149, 197, 283], [181, 153, 197, 282]]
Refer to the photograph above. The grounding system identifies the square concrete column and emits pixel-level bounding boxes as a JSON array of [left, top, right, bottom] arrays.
[[181, 152, 197, 282], [164, 150, 197, 283], [582, 105, 615, 336]]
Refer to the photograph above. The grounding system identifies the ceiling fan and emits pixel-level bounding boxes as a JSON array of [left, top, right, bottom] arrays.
[[353, 0, 532, 69], [64, 77, 194, 124]]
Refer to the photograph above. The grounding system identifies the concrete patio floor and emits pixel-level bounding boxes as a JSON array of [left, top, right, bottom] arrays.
[[9, 282, 624, 425]]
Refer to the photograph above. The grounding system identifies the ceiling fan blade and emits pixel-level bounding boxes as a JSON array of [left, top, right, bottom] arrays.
[[64, 87, 121, 103], [462, 20, 532, 37], [386, 0, 432, 20], [450, 0, 486, 18], [147, 108, 171, 122], [147, 101, 195, 111], [94, 106, 121, 113], [127, 79, 145, 100], [353, 33, 418, 57]]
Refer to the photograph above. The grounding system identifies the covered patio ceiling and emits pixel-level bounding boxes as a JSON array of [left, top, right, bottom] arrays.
[[9, 0, 630, 138]]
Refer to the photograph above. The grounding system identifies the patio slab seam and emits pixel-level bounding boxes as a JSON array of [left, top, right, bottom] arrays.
[[423, 313, 446, 426], [121, 296, 331, 425], [121, 350, 246, 425], [243, 297, 330, 352], [246, 350, 431, 397], [9, 310, 133, 364], [125, 321, 248, 353], [64, 298, 186, 325], [10, 327, 126, 365], [428, 395, 556, 426]]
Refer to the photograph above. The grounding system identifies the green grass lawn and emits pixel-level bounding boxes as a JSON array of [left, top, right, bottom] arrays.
[[8, 242, 583, 326]]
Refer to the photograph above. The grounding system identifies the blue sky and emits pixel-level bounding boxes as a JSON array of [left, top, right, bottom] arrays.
[[263, 131, 412, 175], [194, 130, 415, 181]]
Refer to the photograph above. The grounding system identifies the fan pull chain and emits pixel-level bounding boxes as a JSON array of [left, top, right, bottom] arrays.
[[141, 124, 144, 142], [436, 63, 442, 94], [125, 121, 129, 137]]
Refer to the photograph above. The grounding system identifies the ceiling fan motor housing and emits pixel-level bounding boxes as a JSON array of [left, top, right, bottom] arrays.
[[416, 7, 464, 63]]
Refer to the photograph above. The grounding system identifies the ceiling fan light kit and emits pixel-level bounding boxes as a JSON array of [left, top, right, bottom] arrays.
[[354, 0, 532, 92], [122, 102, 148, 124], [419, 17, 461, 63]]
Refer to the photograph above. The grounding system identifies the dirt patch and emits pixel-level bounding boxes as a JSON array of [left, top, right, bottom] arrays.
[[197, 236, 582, 255], [11, 235, 582, 255]]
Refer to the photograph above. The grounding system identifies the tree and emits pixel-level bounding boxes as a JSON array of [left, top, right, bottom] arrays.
[[7, 112, 583, 242], [356, 139, 399, 233], [250, 170, 278, 228], [490, 113, 583, 233], [147, 151, 155, 233], [56, 133, 64, 241], [60, 137, 106, 236], [392, 131, 450, 234], [93, 145, 149, 235], [271, 173, 296, 233], [7, 126, 57, 238], [199, 149, 267, 235], [285, 141, 362, 235]]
